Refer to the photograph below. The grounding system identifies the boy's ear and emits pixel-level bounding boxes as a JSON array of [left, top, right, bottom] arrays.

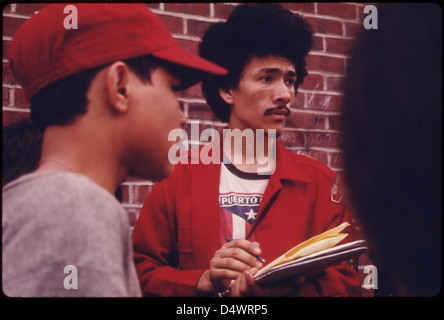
[[106, 61, 131, 113], [218, 87, 234, 105]]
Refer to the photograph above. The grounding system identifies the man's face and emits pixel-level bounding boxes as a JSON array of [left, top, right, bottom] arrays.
[[127, 66, 186, 181], [225, 55, 296, 136]]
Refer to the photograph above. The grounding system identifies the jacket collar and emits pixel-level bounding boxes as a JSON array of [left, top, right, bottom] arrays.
[[207, 132, 313, 184], [272, 139, 313, 184]]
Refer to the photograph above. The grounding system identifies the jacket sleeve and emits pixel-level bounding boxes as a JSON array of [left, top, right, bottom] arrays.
[[131, 168, 206, 297], [297, 174, 362, 297]]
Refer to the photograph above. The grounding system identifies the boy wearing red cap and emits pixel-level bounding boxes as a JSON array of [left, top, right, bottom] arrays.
[[2, 3, 225, 297]]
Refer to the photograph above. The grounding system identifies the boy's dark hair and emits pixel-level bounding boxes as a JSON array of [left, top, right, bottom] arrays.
[[342, 4, 441, 296], [199, 3, 313, 122], [30, 54, 164, 130]]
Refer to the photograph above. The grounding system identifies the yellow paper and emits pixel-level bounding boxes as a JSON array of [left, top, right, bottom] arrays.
[[256, 222, 350, 275]]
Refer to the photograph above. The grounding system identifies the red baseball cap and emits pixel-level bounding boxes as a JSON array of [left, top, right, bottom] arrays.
[[8, 3, 227, 99]]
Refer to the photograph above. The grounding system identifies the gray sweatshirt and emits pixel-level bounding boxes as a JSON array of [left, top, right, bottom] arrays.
[[2, 171, 141, 297]]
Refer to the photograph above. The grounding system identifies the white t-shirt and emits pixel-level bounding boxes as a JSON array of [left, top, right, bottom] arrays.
[[218, 161, 270, 244]]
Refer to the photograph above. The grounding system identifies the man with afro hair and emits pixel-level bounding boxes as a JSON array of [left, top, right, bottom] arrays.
[[132, 3, 361, 297]]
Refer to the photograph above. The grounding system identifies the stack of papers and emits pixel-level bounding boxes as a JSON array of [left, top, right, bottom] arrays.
[[254, 222, 367, 285]]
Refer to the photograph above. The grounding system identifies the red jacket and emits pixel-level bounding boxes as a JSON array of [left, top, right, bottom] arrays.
[[132, 140, 361, 296]]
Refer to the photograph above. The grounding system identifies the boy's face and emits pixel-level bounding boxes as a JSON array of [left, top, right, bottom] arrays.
[[225, 55, 296, 136], [127, 66, 186, 180]]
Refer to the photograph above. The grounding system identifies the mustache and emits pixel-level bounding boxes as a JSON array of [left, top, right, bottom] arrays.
[[264, 105, 291, 117]]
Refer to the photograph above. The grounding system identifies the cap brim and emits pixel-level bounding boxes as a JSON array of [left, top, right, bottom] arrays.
[[151, 46, 227, 90]]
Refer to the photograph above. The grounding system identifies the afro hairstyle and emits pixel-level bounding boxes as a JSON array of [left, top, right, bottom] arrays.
[[199, 3, 313, 122]]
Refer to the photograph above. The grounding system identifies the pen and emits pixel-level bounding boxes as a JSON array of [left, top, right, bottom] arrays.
[[225, 237, 266, 263]]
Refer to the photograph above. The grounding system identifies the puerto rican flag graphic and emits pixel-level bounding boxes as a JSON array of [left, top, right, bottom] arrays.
[[219, 192, 261, 242]]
